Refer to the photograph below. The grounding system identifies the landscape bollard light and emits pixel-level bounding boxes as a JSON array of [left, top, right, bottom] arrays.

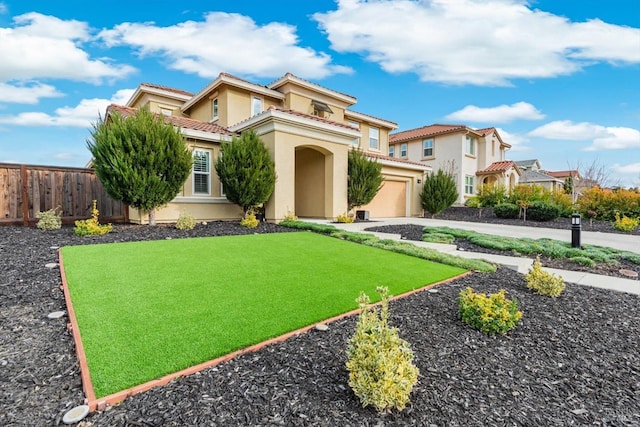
[[571, 213, 581, 248]]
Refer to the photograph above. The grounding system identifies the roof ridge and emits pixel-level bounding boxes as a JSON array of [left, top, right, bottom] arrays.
[[139, 83, 194, 97]]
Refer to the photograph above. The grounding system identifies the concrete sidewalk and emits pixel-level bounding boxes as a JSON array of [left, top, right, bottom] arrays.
[[301, 218, 640, 296]]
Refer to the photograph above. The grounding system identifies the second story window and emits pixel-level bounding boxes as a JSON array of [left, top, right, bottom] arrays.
[[193, 149, 210, 195], [388, 145, 395, 157], [160, 108, 172, 116], [400, 143, 407, 157], [212, 99, 218, 120], [423, 139, 433, 157], [369, 127, 379, 150], [252, 96, 263, 117], [348, 121, 360, 146], [465, 135, 476, 156]]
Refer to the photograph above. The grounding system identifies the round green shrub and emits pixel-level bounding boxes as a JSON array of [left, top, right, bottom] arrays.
[[493, 203, 520, 219], [527, 202, 561, 221]]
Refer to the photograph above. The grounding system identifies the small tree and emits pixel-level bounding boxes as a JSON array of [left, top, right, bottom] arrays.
[[563, 175, 574, 195], [420, 169, 458, 217], [88, 107, 192, 226], [348, 149, 384, 211], [215, 130, 276, 216]]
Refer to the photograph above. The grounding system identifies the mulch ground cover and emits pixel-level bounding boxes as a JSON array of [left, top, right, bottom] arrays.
[[2, 221, 640, 426]]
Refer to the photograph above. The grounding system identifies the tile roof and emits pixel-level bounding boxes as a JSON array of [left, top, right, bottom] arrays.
[[364, 151, 428, 168], [389, 124, 472, 143], [543, 170, 580, 179], [476, 160, 520, 175], [474, 127, 496, 136], [139, 83, 194, 97], [107, 104, 232, 135], [519, 170, 563, 183]]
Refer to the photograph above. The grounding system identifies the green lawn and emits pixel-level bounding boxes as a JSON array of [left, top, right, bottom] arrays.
[[62, 231, 465, 398]]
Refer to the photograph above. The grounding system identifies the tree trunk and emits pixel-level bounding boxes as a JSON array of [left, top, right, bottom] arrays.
[[148, 208, 156, 226]]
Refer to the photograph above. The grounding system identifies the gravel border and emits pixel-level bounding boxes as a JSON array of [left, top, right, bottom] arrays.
[[2, 222, 639, 426]]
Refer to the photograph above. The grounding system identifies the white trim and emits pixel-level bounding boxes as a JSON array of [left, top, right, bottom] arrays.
[[228, 109, 360, 143], [126, 85, 192, 107], [180, 128, 232, 143], [182, 74, 285, 112], [344, 110, 397, 130], [173, 196, 233, 204], [375, 158, 431, 172]]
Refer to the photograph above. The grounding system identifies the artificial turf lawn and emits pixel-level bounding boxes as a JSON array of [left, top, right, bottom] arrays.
[[62, 231, 465, 398]]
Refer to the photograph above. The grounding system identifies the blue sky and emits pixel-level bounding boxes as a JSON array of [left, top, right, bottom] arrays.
[[1, 0, 639, 186]]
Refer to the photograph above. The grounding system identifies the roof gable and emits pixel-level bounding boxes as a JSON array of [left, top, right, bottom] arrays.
[[389, 124, 481, 143]]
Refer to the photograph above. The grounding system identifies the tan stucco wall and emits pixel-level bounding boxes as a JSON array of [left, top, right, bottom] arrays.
[[129, 93, 184, 114], [259, 130, 349, 221], [128, 200, 243, 224], [294, 148, 326, 217], [187, 86, 281, 127], [279, 84, 348, 122]]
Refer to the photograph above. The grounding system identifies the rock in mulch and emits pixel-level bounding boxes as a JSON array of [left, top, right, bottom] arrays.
[[1, 222, 640, 426]]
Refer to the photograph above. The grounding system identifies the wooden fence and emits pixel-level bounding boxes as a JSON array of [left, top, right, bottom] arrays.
[[0, 163, 128, 226]]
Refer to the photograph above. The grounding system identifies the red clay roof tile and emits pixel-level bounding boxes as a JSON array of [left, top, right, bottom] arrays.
[[139, 83, 194, 97], [107, 104, 232, 135], [389, 124, 470, 143], [475, 160, 519, 175]]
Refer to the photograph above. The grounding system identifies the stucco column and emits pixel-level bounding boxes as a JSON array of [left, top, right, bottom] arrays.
[[327, 147, 348, 218]]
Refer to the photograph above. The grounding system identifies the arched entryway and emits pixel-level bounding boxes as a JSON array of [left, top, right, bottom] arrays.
[[482, 175, 498, 186], [295, 146, 328, 218]]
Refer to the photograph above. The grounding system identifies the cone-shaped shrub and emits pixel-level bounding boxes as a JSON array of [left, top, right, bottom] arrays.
[[421, 169, 458, 217]]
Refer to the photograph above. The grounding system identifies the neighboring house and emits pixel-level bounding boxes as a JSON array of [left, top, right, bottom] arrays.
[[388, 124, 519, 204], [514, 159, 542, 172], [519, 170, 565, 191], [109, 73, 430, 223]]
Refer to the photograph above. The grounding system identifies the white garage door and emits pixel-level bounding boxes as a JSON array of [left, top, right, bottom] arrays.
[[360, 180, 407, 218]]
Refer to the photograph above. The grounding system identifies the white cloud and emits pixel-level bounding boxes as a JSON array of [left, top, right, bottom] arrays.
[[528, 120, 640, 150], [0, 82, 63, 104], [314, 0, 640, 86], [99, 12, 352, 80], [0, 12, 135, 83], [496, 127, 530, 152], [0, 88, 135, 127], [446, 102, 544, 123], [611, 163, 640, 175]]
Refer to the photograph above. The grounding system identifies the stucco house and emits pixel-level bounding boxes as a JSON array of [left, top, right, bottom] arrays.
[[388, 124, 520, 204], [108, 73, 430, 224], [514, 160, 578, 192]]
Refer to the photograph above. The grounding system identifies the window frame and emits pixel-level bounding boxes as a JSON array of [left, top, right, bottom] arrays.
[[192, 149, 211, 196], [369, 126, 380, 150], [388, 145, 395, 157], [212, 98, 219, 121], [251, 96, 263, 117], [422, 138, 434, 158], [464, 175, 474, 194], [465, 135, 476, 156], [400, 143, 407, 158], [348, 121, 360, 147]]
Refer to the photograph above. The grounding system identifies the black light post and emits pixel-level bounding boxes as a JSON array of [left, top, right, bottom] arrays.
[[571, 213, 581, 248]]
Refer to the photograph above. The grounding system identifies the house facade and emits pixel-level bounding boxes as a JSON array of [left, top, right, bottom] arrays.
[[389, 124, 519, 204], [113, 73, 430, 223]]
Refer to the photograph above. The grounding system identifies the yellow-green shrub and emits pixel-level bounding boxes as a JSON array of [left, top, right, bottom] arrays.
[[36, 207, 62, 230], [175, 212, 196, 230], [74, 200, 112, 236], [525, 256, 565, 297], [614, 212, 639, 232], [337, 212, 355, 223], [346, 287, 419, 413], [457, 287, 522, 334], [283, 210, 298, 221], [578, 187, 640, 221], [240, 211, 259, 229]]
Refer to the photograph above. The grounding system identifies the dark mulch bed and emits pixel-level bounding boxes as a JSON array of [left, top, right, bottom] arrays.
[[366, 224, 640, 280], [2, 222, 640, 426], [431, 206, 640, 236]]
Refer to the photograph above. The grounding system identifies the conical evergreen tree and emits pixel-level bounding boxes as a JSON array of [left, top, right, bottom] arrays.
[[348, 149, 384, 211], [421, 169, 459, 217], [215, 130, 276, 216], [87, 107, 192, 225]]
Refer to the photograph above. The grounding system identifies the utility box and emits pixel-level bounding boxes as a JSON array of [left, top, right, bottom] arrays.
[[356, 210, 370, 221]]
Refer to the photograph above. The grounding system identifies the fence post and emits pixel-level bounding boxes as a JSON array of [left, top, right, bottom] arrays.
[[20, 164, 29, 226]]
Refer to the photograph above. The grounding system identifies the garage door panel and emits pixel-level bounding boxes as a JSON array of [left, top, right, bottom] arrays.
[[360, 180, 406, 217]]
